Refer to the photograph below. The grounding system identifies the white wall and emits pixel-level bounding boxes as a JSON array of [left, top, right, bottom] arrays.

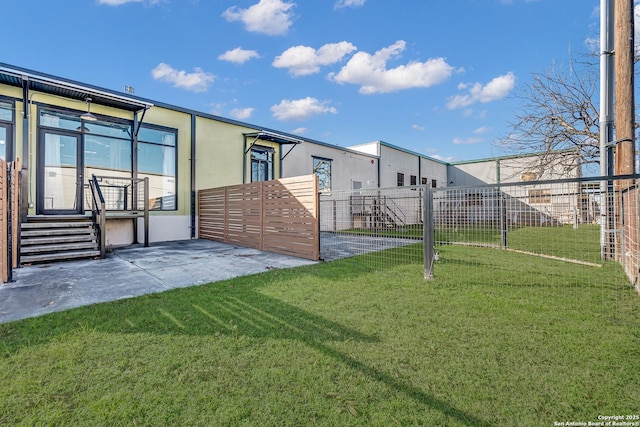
[[378, 144, 420, 188], [106, 215, 191, 247], [283, 141, 379, 191]]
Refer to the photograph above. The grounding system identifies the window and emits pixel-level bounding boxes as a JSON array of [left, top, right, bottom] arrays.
[[529, 189, 551, 204], [467, 192, 483, 206], [0, 99, 13, 160], [410, 175, 417, 186], [431, 179, 437, 188], [138, 125, 177, 210], [251, 147, 274, 182], [312, 156, 332, 191], [84, 119, 133, 174], [421, 177, 427, 185], [397, 172, 404, 187]]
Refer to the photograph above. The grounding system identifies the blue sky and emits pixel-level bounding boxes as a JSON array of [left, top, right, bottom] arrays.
[[0, 0, 611, 162]]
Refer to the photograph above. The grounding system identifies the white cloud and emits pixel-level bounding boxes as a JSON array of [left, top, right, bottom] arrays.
[[329, 40, 454, 94], [151, 63, 214, 92], [431, 154, 455, 162], [273, 42, 357, 76], [473, 126, 491, 135], [446, 72, 515, 109], [412, 124, 425, 131], [219, 47, 260, 64], [270, 97, 337, 121], [222, 0, 295, 36], [290, 127, 308, 134], [229, 107, 255, 120], [452, 137, 483, 145], [334, 0, 366, 9]]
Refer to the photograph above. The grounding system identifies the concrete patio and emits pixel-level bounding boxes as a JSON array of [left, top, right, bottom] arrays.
[[0, 239, 316, 324]]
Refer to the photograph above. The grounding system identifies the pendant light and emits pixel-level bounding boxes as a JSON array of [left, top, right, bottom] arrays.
[[80, 97, 97, 121]]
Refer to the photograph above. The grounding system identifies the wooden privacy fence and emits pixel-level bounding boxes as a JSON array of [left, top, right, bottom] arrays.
[[198, 175, 319, 261], [620, 185, 639, 286], [0, 159, 21, 284]]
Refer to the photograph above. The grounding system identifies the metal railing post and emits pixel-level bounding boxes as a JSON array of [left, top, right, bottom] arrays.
[[144, 177, 149, 247], [423, 186, 434, 280]]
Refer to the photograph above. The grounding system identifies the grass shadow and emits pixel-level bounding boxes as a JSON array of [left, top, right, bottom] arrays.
[[0, 263, 493, 426]]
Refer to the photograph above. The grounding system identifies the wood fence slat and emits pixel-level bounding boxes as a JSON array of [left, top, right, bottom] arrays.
[[198, 174, 319, 260], [0, 159, 7, 283]]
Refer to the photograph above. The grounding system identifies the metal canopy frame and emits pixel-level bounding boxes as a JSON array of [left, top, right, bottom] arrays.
[[243, 131, 303, 182], [0, 63, 153, 112], [243, 130, 303, 160]]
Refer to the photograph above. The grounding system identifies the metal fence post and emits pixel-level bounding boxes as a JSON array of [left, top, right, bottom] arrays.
[[500, 194, 507, 249], [423, 186, 434, 280], [144, 177, 149, 247]]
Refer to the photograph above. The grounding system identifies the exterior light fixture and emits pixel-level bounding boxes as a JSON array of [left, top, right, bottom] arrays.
[[80, 97, 97, 121]]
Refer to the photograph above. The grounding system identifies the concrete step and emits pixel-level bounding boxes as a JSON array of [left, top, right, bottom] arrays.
[[21, 250, 101, 265]]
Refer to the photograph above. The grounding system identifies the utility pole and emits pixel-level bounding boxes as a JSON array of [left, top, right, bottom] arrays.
[[614, 0, 635, 177], [614, 0, 636, 268]]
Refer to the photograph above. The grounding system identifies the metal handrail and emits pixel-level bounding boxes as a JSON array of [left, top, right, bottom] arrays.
[[91, 175, 150, 248], [382, 196, 406, 226], [89, 175, 106, 258]]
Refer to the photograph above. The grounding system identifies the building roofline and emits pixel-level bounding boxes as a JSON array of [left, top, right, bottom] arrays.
[[0, 62, 153, 112], [449, 148, 578, 165], [350, 140, 450, 165]]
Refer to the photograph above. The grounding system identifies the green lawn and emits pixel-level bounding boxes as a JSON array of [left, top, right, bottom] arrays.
[[0, 245, 638, 426], [343, 223, 603, 264]]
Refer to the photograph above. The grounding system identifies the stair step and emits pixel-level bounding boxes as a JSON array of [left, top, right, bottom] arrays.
[[21, 235, 97, 246], [21, 228, 95, 237], [27, 214, 91, 221], [22, 222, 95, 229], [20, 250, 101, 264], [21, 241, 98, 254]]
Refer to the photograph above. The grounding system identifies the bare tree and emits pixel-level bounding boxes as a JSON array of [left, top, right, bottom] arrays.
[[498, 56, 600, 174]]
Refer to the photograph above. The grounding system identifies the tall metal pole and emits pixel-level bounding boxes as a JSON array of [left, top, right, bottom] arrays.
[[423, 186, 434, 280], [600, 0, 615, 259]]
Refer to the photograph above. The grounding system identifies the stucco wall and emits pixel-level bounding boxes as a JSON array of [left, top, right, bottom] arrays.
[[283, 142, 378, 191]]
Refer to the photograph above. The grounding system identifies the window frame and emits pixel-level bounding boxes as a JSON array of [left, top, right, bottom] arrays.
[[0, 97, 14, 161], [397, 172, 404, 187], [312, 156, 332, 191], [137, 123, 178, 211], [250, 145, 274, 182]]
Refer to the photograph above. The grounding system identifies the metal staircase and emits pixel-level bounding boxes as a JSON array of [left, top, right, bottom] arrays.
[[20, 215, 101, 264]]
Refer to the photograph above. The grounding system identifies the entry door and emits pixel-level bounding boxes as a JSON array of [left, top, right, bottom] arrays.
[[0, 125, 8, 160], [37, 131, 83, 214]]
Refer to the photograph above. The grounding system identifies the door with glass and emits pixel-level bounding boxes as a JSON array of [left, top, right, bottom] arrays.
[[0, 125, 8, 160], [37, 130, 83, 214]]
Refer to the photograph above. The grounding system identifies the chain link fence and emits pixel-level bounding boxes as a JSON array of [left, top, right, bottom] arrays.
[[319, 176, 640, 317], [319, 186, 425, 268]]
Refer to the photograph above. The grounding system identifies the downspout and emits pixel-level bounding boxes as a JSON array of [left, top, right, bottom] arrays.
[[132, 112, 139, 244], [21, 78, 29, 171], [21, 78, 30, 222], [190, 113, 196, 238]]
